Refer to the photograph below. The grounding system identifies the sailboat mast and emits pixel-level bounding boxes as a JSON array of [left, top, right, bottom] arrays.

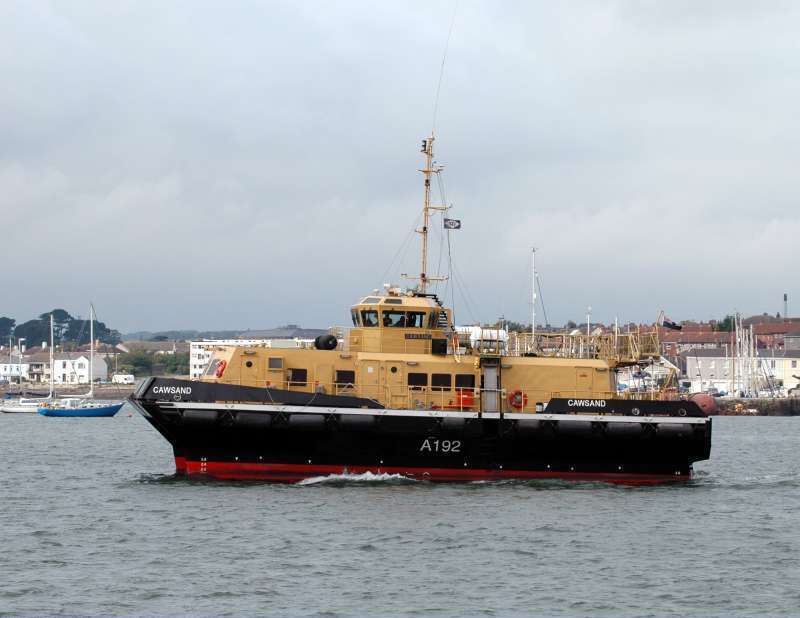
[[89, 304, 94, 398], [49, 314, 54, 398], [531, 247, 537, 338]]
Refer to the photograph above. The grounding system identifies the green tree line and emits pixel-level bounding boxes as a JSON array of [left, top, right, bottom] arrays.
[[114, 351, 189, 377], [0, 309, 121, 345]]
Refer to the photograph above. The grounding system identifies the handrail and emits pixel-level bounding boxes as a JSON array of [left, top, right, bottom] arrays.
[[219, 377, 636, 413]]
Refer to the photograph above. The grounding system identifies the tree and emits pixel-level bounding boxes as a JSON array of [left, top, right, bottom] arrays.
[[13, 319, 51, 347], [715, 315, 735, 332], [63, 318, 121, 345], [0, 317, 14, 339]]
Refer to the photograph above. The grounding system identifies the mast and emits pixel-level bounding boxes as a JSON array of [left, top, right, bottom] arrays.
[[89, 303, 94, 399], [411, 136, 448, 294], [531, 248, 537, 339], [48, 314, 54, 399]]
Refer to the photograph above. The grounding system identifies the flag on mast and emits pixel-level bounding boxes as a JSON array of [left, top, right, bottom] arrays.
[[443, 218, 461, 229]]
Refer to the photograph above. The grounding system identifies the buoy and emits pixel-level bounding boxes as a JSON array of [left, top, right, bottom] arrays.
[[507, 390, 528, 410], [215, 360, 227, 378]]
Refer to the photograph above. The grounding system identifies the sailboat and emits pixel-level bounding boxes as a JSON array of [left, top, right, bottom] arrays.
[[0, 315, 55, 413], [38, 304, 124, 418]]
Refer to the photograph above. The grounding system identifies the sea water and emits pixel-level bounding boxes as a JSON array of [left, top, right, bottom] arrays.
[[1, 407, 798, 617]]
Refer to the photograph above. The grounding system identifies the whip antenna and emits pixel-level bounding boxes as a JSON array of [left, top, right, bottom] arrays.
[[432, 0, 459, 135]]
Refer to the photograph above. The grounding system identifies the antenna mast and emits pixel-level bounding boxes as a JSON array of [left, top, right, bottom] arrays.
[[412, 136, 448, 293]]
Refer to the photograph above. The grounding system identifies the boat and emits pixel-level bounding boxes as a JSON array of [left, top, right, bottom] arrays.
[[39, 398, 123, 417], [129, 135, 712, 483], [38, 304, 123, 418], [1, 315, 55, 413]]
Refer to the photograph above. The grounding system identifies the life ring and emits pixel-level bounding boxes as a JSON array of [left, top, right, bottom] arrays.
[[215, 360, 227, 378], [507, 390, 528, 410]]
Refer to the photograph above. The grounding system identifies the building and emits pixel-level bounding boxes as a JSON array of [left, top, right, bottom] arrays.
[[116, 341, 190, 355], [785, 331, 800, 352], [683, 347, 800, 395], [21, 352, 108, 385], [0, 360, 30, 382]]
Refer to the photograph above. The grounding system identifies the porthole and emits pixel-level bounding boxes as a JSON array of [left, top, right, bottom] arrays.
[[245, 361, 253, 368], [631, 407, 641, 416], [677, 408, 687, 417], [390, 366, 398, 374]]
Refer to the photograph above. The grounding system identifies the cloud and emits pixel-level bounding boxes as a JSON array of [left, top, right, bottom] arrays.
[[1, 1, 798, 331]]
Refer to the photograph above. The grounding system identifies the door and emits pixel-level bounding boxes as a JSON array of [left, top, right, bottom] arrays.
[[384, 361, 407, 408], [240, 354, 262, 387], [359, 362, 380, 403], [576, 367, 592, 396], [482, 366, 499, 412]]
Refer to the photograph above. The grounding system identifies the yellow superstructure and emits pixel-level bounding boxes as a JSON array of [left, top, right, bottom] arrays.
[[199, 134, 658, 412]]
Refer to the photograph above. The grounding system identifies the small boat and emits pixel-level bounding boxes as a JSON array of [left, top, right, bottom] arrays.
[[1, 398, 49, 414], [38, 398, 123, 417], [1, 315, 55, 413]]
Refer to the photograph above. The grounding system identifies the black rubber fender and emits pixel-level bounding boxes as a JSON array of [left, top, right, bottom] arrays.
[[181, 409, 218, 425], [605, 422, 644, 438], [656, 423, 693, 438], [288, 413, 326, 430], [235, 411, 273, 429], [338, 414, 376, 431], [314, 334, 338, 350], [557, 420, 594, 436]]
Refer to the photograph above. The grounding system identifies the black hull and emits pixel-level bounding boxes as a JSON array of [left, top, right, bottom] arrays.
[[130, 378, 712, 484]]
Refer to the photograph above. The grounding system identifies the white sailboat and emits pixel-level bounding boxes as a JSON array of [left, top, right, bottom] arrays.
[[0, 315, 55, 413]]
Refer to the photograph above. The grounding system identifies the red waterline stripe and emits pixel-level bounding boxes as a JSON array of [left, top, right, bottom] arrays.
[[175, 458, 689, 485]]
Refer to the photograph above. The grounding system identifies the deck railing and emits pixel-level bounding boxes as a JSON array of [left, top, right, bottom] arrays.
[[328, 327, 660, 364]]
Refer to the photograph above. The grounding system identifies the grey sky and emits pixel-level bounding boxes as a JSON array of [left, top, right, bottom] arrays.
[[2, 1, 798, 332]]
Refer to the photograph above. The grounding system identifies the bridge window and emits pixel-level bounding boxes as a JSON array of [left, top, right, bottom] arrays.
[[431, 373, 452, 391], [361, 310, 379, 327], [406, 311, 426, 328], [351, 309, 360, 326], [382, 311, 406, 327]]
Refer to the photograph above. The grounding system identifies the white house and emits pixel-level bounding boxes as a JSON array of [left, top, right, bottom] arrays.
[[22, 351, 108, 385], [0, 360, 30, 382]]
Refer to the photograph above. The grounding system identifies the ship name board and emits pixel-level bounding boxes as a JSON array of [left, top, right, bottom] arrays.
[[152, 386, 193, 396], [405, 333, 432, 340], [567, 399, 607, 408]]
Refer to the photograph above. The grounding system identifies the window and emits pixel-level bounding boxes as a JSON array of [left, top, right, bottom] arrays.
[[793, 361, 797, 368], [455, 374, 475, 389], [268, 357, 283, 369], [362, 297, 381, 303], [351, 309, 360, 327], [383, 298, 403, 305], [431, 373, 452, 391], [361, 310, 379, 327], [288, 368, 307, 386], [382, 311, 406, 327], [407, 373, 428, 390], [406, 311, 426, 328], [335, 370, 355, 386]]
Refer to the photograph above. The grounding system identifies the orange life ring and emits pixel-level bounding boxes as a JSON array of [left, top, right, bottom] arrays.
[[215, 360, 227, 378], [507, 390, 528, 410]]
